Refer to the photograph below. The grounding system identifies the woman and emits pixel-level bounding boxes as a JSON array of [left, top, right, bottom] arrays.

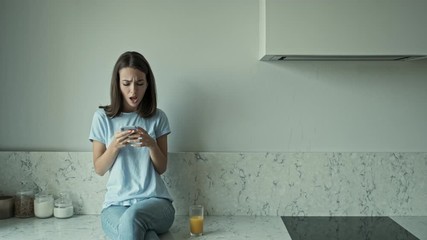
[[89, 51, 174, 240]]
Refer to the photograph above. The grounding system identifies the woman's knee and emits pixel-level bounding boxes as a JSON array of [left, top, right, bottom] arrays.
[[125, 199, 174, 232], [101, 206, 127, 239]]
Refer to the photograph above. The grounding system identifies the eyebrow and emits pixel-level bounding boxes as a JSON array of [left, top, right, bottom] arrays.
[[121, 79, 145, 82]]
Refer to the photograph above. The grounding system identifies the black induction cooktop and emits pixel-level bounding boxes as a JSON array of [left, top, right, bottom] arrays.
[[281, 216, 419, 240]]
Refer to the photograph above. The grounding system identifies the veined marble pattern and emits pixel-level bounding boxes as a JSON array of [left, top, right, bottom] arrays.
[[0, 215, 104, 240], [1, 215, 426, 240], [0, 215, 290, 240], [167, 215, 290, 240], [0, 152, 106, 214], [0, 152, 426, 216]]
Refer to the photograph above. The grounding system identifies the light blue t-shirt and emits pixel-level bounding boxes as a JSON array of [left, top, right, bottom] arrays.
[[89, 108, 172, 209]]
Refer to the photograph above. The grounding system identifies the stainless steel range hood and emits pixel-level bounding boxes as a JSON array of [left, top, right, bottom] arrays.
[[259, 0, 427, 61], [264, 55, 427, 61]]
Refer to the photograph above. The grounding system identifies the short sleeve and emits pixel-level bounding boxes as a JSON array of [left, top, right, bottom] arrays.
[[89, 109, 107, 144], [155, 109, 171, 138]]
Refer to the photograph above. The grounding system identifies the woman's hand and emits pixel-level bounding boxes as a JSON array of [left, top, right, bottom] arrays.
[[126, 127, 168, 175], [128, 127, 156, 148], [111, 130, 134, 149], [92, 130, 133, 176]]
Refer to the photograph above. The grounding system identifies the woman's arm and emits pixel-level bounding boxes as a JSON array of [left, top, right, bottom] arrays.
[[92, 130, 132, 176], [148, 134, 168, 175], [130, 128, 169, 175]]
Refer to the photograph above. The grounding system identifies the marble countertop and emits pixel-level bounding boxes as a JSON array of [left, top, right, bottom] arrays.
[[0, 215, 426, 240], [0, 215, 289, 240]]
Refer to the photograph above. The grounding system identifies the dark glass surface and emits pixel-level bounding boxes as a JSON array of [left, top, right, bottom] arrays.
[[281, 216, 419, 240]]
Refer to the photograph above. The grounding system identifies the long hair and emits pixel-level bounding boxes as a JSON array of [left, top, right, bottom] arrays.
[[101, 51, 157, 118]]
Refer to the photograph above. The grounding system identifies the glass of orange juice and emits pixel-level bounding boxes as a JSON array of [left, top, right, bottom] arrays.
[[189, 205, 204, 236]]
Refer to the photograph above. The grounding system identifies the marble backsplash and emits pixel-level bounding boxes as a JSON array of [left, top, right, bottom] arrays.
[[0, 152, 426, 216]]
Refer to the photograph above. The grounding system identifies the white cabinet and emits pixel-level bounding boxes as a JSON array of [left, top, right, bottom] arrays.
[[259, 0, 427, 60]]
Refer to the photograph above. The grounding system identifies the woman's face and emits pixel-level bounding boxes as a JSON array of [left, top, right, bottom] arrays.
[[119, 67, 148, 112]]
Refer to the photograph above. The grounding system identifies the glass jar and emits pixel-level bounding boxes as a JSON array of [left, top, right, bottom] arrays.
[[34, 192, 54, 218], [54, 192, 73, 219], [15, 190, 34, 218], [0, 196, 14, 219]]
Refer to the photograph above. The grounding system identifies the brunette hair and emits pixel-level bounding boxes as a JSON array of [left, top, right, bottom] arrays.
[[101, 51, 157, 118]]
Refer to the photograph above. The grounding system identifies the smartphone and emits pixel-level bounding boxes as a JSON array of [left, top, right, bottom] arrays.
[[121, 126, 139, 147], [121, 126, 137, 132]]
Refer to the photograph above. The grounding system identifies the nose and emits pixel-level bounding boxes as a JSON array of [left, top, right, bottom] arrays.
[[130, 82, 137, 93]]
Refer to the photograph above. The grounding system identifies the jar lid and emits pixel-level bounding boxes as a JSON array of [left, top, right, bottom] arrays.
[[35, 192, 53, 202], [58, 192, 70, 198], [16, 190, 34, 196], [54, 202, 72, 208], [36, 192, 52, 197], [54, 197, 72, 207]]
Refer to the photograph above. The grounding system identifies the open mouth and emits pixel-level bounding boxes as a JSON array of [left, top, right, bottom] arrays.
[[130, 96, 138, 104]]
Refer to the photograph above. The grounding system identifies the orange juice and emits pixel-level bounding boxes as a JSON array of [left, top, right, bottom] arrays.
[[190, 216, 204, 235]]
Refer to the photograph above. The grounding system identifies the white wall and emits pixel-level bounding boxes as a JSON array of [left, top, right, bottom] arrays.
[[1, 0, 426, 152]]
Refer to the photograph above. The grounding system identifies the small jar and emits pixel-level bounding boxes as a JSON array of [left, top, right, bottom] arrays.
[[0, 196, 15, 219], [54, 192, 73, 219], [15, 190, 35, 218], [34, 192, 54, 218]]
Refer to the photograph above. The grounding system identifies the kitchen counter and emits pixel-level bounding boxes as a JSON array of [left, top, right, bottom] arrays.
[[0, 215, 426, 240], [0, 215, 289, 240]]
